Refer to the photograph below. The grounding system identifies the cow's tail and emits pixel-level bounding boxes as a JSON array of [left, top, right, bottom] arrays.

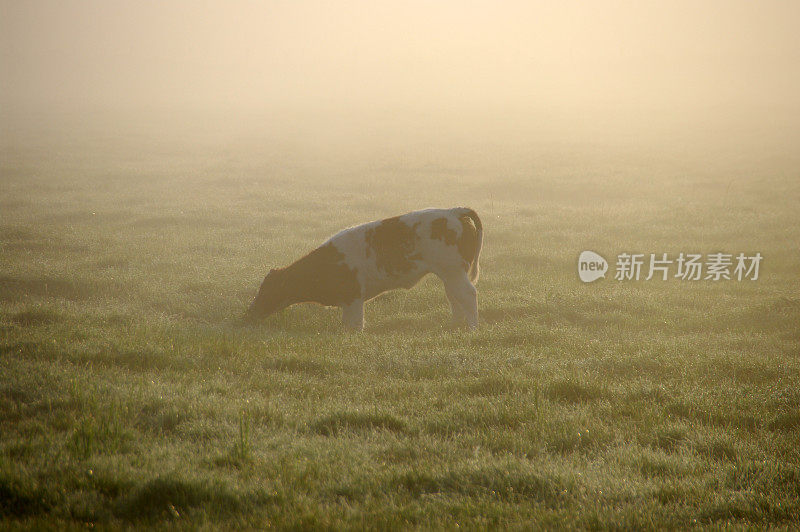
[[455, 207, 482, 283]]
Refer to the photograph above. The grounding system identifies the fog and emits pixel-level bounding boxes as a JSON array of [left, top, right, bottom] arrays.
[[2, 1, 799, 159]]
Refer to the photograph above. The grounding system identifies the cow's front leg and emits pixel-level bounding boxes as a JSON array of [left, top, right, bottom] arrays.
[[342, 299, 364, 331]]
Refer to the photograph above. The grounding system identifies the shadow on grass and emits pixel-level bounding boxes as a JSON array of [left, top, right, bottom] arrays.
[[0, 225, 88, 253], [242, 310, 451, 335], [114, 476, 279, 522], [691, 436, 738, 462], [664, 401, 761, 432], [733, 297, 800, 334], [768, 411, 800, 432], [135, 400, 192, 435], [367, 315, 448, 335], [424, 408, 525, 435], [0, 275, 100, 302], [128, 214, 227, 230], [481, 305, 539, 325], [0, 477, 52, 518], [263, 355, 330, 378], [699, 495, 795, 525], [480, 303, 624, 329], [94, 349, 194, 373], [311, 411, 410, 436], [393, 465, 570, 506], [456, 375, 538, 397], [546, 379, 609, 404], [644, 425, 689, 453], [8, 309, 62, 327]]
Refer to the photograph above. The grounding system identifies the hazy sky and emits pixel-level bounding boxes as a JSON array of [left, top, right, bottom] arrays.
[[2, 1, 799, 145]]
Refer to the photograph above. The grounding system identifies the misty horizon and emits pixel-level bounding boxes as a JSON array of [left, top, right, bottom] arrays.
[[2, 1, 799, 159]]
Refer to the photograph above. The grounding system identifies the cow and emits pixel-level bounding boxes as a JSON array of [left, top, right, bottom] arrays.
[[245, 207, 483, 331]]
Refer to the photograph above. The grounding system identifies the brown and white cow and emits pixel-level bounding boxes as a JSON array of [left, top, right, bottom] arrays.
[[245, 207, 482, 330]]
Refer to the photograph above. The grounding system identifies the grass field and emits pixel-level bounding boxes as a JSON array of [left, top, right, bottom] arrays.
[[1, 133, 799, 529]]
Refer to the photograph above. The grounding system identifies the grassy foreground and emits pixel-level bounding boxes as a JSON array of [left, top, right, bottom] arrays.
[[1, 138, 799, 529]]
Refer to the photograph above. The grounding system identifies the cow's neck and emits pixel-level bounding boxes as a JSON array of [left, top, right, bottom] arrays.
[[279, 243, 359, 307]]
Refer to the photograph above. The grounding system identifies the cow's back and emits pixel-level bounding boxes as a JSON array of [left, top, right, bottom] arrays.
[[325, 208, 473, 301]]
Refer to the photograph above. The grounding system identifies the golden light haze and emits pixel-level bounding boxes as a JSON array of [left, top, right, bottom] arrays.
[[2, 1, 799, 154]]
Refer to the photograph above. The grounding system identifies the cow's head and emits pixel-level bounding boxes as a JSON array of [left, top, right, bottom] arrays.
[[245, 268, 291, 321]]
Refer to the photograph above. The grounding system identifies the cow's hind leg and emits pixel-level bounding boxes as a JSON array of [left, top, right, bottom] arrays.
[[443, 281, 467, 325], [441, 270, 478, 329], [342, 299, 364, 331]]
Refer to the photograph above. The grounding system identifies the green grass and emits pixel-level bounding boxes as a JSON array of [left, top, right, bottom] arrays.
[[1, 137, 799, 528]]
